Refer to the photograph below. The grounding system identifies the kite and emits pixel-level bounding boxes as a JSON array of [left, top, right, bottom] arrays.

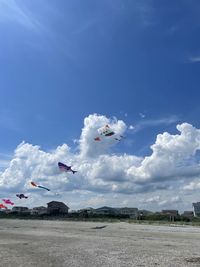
[[31, 181, 50, 191], [0, 204, 7, 209], [98, 124, 115, 137], [58, 162, 77, 174], [16, 194, 28, 199], [2, 199, 14, 205], [94, 124, 124, 141]]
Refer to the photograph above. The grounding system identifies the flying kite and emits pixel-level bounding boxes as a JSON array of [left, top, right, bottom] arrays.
[[0, 204, 7, 209], [94, 124, 124, 141], [31, 181, 50, 191], [58, 162, 77, 174], [16, 194, 28, 199], [2, 199, 14, 205]]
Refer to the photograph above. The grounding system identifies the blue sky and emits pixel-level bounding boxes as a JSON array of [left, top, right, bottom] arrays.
[[0, 0, 200, 211]]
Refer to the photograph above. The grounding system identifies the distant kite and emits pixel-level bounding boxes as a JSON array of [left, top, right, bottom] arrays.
[[98, 124, 115, 137], [94, 124, 124, 141], [2, 199, 14, 205], [58, 162, 77, 174], [0, 204, 7, 209], [31, 181, 50, 191], [16, 194, 28, 199]]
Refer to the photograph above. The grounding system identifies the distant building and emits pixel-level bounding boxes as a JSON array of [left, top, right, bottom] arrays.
[[47, 201, 69, 215], [0, 209, 10, 214], [78, 207, 94, 215], [192, 202, 200, 217], [93, 206, 116, 215], [31, 206, 48, 215], [4, 209, 12, 214], [12, 206, 30, 215], [162, 210, 179, 216], [117, 207, 138, 219], [93, 207, 138, 218], [138, 210, 154, 216], [181, 211, 194, 219], [162, 210, 179, 221]]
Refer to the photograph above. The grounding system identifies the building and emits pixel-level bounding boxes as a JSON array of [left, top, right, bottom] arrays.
[[93, 206, 117, 215], [138, 210, 154, 216], [12, 206, 30, 215], [47, 201, 69, 215], [181, 211, 194, 219], [192, 202, 200, 217], [78, 207, 94, 215], [92, 207, 139, 218], [31, 206, 48, 215], [162, 210, 179, 221], [162, 210, 179, 216], [117, 207, 138, 219]]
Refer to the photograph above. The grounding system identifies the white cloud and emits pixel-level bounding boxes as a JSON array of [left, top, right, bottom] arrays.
[[82, 194, 106, 207], [79, 114, 127, 158], [159, 196, 182, 207], [1, 114, 200, 209], [129, 125, 135, 130], [183, 181, 200, 191], [188, 56, 200, 63], [127, 123, 200, 182], [132, 115, 179, 133], [0, 0, 44, 32], [142, 195, 182, 209], [139, 112, 146, 118], [143, 195, 161, 204]]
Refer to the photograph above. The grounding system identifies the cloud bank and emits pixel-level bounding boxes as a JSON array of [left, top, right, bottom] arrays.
[[1, 114, 200, 209]]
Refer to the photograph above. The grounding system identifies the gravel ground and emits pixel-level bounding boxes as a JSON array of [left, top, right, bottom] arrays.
[[0, 219, 200, 267]]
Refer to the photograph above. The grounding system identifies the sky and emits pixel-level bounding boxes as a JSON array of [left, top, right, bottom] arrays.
[[0, 0, 200, 212]]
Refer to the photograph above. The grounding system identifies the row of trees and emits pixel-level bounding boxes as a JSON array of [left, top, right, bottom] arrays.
[[0, 210, 199, 223]]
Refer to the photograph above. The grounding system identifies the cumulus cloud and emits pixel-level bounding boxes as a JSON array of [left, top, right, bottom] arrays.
[[183, 181, 200, 191], [1, 114, 200, 208], [127, 123, 200, 182], [143, 195, 161, 204], [79, 114, 127, 158], [159, 196, 182, 207], [142, 195, 182, 208]]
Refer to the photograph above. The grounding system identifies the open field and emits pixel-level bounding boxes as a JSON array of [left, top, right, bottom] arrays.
[[0, 219, 200, 266]]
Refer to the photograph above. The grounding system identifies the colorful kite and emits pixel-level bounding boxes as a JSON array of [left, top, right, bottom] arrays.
[[58, 162, 77, 174], [98, 124, 115, 137], [0, 204, 7, 209], [2, 199, 14, 205], [16, 194, 28, 199], [31, 181, 50, 191], [94, 124, 124, 141]]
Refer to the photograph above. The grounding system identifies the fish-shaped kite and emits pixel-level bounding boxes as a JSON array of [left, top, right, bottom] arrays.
[[58, 162, 77, 174], [2, 199, 14, 205], [16, 194, 28, 199]]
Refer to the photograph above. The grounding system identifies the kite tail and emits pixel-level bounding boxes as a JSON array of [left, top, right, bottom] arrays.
[[72, 170, 77, 174], [38, 186, 50, 191]]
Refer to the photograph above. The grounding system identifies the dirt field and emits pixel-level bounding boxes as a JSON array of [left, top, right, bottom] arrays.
[[0, 219, 200, 266]]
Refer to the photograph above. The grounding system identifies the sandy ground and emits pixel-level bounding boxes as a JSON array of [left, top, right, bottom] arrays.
[[0, 220, 200, 267]]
